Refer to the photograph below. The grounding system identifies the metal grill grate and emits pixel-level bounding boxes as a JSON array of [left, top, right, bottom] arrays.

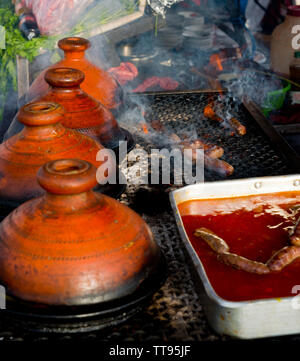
[[131, 91, 298, 181]]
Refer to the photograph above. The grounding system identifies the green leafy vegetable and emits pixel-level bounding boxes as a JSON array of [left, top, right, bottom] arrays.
[[0, 0, 55, 122], [0, 0, 139, 123]]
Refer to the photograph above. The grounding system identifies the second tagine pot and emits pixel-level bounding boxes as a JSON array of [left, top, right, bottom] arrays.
[[0, 102, 115, 204], [34, 67, 132, 153]]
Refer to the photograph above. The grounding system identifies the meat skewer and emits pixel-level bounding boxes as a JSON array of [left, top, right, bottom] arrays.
[[205, 146, 224, 159], [204, 155, 234, 176], [194, 227, 229, 254], [179, 141, 234, 176], [194, 227, 269, 274], [203, 102, 247, 136], [180, 139, 224, 160], [194, 223, 300, 274], [219, 253, 270, 275], [150, 119, 234, 176], [228, 117, 247, 136], [151, 120, 225, 159], [267, 246, 300, 272]]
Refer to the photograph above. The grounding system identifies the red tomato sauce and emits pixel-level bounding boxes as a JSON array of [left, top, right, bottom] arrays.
[[179, 191, 300, 301]]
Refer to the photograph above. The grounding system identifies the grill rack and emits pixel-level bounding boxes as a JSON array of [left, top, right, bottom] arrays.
[[130, 90, 300, 181]]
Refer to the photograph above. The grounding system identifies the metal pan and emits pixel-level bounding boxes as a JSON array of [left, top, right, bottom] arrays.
[[170, 174, 300, 339]]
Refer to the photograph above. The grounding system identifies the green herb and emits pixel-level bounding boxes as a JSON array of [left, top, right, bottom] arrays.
[[72, 0, 139, 35], [0, 0, 55, 122], [0, 0, 139, 123]]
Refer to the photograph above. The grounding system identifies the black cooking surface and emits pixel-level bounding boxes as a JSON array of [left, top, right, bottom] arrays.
[[131, 91, 299, 180]]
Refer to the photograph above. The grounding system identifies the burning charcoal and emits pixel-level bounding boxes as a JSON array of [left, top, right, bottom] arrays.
[[203, 104, 223, 123]]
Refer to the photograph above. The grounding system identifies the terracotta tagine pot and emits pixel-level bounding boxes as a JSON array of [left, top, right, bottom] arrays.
[[32, 67, 134, 155], [0, 102, 117, 205], [28, 37, 119, 109], [0, 159, 166, 332]]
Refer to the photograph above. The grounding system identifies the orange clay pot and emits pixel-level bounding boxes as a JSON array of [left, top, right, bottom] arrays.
[[0, 158, 162, 306], [0, 102, 115, 204], [33, 67, 124, 150], [28, 37, 119, 109]]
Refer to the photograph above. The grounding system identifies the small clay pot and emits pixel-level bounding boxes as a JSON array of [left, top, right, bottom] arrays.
[[0, 102, 115, 204], [0, 158, 162, 306], [28, 37, 119, 109], [34, 67, 126, 151]]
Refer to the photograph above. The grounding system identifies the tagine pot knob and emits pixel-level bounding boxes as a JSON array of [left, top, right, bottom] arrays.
[[44, 66, 85, 88], [58, 36, 90, 53], [0, 158, 163, 306], [0, 102, 115, 204]]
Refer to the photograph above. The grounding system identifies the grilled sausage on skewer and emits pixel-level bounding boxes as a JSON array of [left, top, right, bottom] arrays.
[[267, 246, 300, 272], [184, 149, 234, 176], [194, 227, 229, 254], [192, 140, 224, 159], [219, 252, 270, 274], [204, 155, 234, 176], [182, 139, 224, 160], [205, 145, 224, 159], [228, 117, 246, 136]]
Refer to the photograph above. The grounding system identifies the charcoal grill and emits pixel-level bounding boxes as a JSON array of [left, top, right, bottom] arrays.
[[129, 90, 300, 180], [0, 90, 299, 341]]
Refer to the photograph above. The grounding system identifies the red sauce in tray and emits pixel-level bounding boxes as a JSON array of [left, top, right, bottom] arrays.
[[179, 191, 300, 301]]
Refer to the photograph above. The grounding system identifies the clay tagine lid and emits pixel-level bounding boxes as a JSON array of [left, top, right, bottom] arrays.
[[28, 37, 119, 109], [0, 158, 163, 306], [34, 67, 125, 150], [0, 102, 115, 204]]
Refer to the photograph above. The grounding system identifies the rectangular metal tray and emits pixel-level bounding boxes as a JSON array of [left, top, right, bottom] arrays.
[[170, 174, 300, 339]]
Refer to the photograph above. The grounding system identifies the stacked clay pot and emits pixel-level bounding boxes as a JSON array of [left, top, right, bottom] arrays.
[[0, 102, 115, 204], [0, 158, 162, 306], [28, 37, 119, 109], [32, 67, 125, 151]]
